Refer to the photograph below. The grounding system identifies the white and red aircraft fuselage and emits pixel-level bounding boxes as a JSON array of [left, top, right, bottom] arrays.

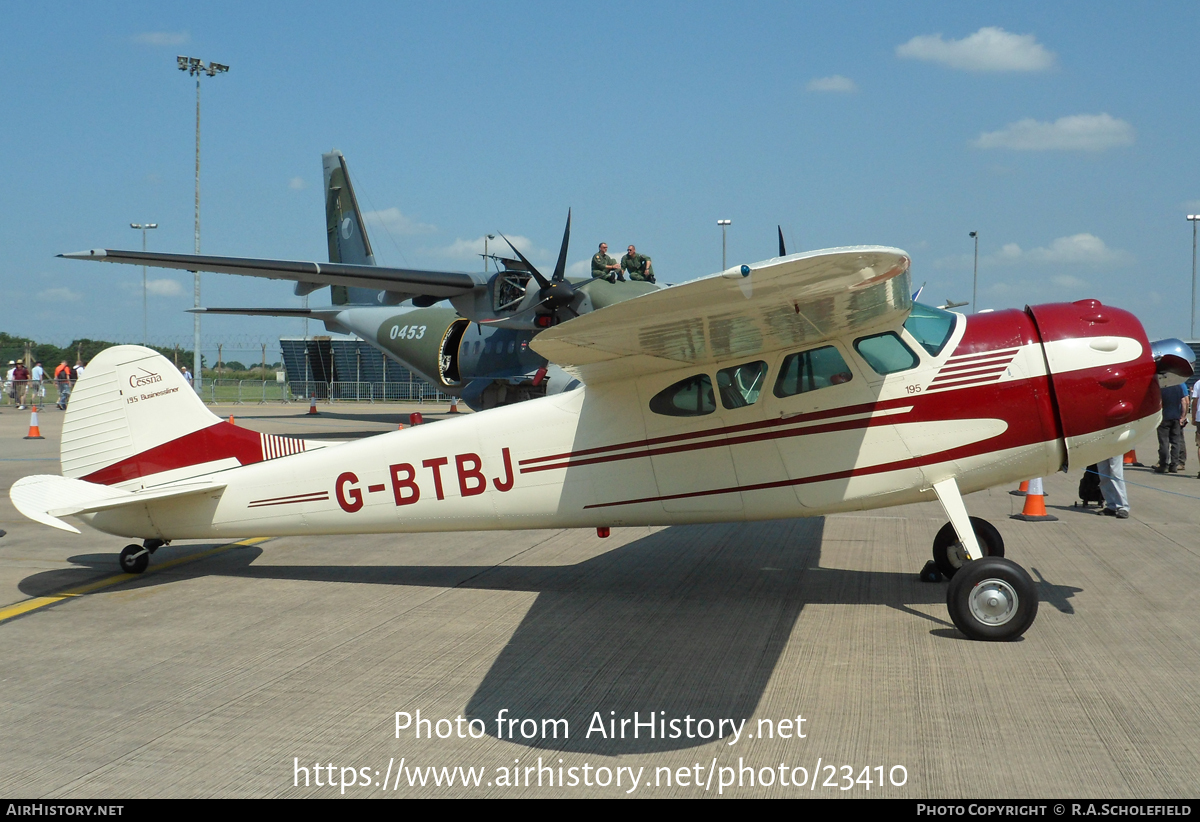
[[12, 247, 1182, 641]]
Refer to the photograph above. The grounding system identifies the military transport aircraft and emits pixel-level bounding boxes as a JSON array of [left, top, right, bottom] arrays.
[[13, 245, 1191, 641], [61, 151, 660, 409]]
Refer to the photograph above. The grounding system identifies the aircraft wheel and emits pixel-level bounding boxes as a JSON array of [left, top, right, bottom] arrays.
[[946, 557, 1038, 641], [932, 517, 1004, 579], [119, 544, 150, 574]]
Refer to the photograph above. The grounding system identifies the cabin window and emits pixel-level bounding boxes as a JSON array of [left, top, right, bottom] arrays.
[[904, 302, 957, 356], [716, 361, 768, 409], [774, 346, 853, 397], [854, 332, 919, 375], [649, 374, 716, 417]]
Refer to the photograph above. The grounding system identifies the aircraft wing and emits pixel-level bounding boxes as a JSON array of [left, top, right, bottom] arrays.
[[530, 246, 911, 382], [188, 307, 348, 319], [58, 249, 482, 300]]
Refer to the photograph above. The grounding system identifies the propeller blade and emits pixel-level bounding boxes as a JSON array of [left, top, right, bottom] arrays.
[[551, 208, 571, 283], [501, 234, 550, 290], [778, 225, 787, 257]]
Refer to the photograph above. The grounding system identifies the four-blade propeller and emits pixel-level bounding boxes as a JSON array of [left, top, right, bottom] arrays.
[[501, 209, 579, 322]]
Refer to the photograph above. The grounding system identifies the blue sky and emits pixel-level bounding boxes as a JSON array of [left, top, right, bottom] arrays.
[[4, 1, 1199, 361]]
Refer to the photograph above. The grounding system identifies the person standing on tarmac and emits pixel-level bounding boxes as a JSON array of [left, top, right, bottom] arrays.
[[621, 245, 655, 283], [54, 361, 71, 410], [591, 243, 622, 282]]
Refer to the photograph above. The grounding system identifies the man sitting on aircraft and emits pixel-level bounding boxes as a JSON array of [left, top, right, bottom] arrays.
[[591, 242, 622, 282], [621, 245, 655, 283]]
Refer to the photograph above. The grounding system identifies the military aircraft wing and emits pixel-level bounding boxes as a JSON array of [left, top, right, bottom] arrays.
[[58, 249, 483, 300], [531, 245, 911, 383], [188, 307, 348, 319]]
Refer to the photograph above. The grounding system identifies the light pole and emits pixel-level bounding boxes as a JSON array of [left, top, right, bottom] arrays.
[[718, 219, 731, 270], [130, 223, 158, 345], [1189, 215, 1199, 339], [969, 231, 979, 313], [484, 234, 495, 273], [178, 55, 229, 393]]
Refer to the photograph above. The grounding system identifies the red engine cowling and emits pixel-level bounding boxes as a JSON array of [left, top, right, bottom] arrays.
[[1026, 299, 1161, 468]]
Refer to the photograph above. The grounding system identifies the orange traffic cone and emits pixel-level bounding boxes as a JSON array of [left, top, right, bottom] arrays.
[[307, 395, 319, 415], [448, 397, 460, 414], [229, 415, 235, 425], [1124, 450, 1143, 467], [1011, 477, 1058, 522], [397, 422, 405, 430], [24, 406, 44, 440], [1009, 480, 1030, 497]]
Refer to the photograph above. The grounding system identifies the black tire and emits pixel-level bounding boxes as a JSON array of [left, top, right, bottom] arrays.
[[119, 544, 150, 574], [932, 517, 1004, 578], [946, 556, 1038, 641]]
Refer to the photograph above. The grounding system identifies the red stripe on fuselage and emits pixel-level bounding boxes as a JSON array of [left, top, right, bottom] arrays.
[[81, 421, 266, 485], [524, 373, 1057, 476]]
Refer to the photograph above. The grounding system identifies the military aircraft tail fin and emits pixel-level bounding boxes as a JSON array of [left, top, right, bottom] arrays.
[[61, 346, 325, 490], [323, 149, 382, 305]]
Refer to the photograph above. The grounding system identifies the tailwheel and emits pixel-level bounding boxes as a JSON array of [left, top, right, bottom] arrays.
[[947, 556, 1038, 641], [932, 516, 1004, 579], [119, 544, 150, 574]]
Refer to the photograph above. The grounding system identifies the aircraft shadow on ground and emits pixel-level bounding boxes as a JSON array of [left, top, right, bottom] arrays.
[[20, 520, 1080, 754]]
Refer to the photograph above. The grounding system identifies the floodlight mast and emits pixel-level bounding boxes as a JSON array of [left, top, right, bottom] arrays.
[[177, 55, 229, 393], [717, 219, 731, 270], [1188, 214, 1199, 339], [130, 223, 158, 346]]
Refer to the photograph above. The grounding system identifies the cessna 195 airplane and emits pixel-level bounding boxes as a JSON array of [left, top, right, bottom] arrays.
[[14, 244, 1193, 641], [63, 151, 660, 409]]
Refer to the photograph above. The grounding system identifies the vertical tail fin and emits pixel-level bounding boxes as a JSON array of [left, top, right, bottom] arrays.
[[323, 149, 381, 305], [62, 346, 322, 490]]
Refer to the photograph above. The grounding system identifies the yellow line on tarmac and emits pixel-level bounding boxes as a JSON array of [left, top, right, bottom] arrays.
[[0, 537, 271, 625]]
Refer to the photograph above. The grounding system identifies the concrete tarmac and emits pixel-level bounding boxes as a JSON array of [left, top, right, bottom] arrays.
[[1, 402, 1198, 798]]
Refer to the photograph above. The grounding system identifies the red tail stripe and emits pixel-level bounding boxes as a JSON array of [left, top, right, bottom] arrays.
[[81, 422, 266, 485]]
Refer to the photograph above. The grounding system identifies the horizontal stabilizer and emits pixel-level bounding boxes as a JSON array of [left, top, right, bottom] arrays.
[[10, 475, 225, 533]]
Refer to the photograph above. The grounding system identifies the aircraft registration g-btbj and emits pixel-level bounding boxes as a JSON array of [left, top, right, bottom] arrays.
[[11, 246, 1193, 640]]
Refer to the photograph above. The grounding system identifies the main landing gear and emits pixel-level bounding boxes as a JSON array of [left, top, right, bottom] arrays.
[[119, 539, 167, 575], [931, 478, 1038, 641]]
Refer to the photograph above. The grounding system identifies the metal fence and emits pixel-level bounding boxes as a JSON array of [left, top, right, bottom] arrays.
[[1, 380, 452, 407], [288, 380, 453, 403]]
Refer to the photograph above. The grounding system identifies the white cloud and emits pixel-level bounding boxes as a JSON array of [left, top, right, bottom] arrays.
[[362, 207, 437, 236], [430, 235, 544, 263], [1026, 233, 1133, 265], [1051, 274, 1086, 289], [38, 286, 81, 302], [974, 113, 1135, 151], [146, 278, 184, 297], [934, 233, 1133, 270], [289, 177, 307, 191], [132, 31, 189, 46], [806, 75, 858, 93], [896, 27, 1055, 72], [1182, 200, 1200, 214]]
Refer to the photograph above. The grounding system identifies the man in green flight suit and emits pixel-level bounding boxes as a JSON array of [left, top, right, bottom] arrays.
[[591, 242, 622, 282], [621, 245, 655, 283]]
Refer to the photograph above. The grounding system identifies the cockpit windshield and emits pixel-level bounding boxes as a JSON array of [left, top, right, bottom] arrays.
[[903, 302, 958, 357]]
